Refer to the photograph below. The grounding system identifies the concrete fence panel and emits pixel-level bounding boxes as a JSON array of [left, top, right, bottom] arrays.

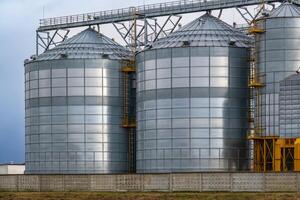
[[0, 175, 17, 191], [64, 175, 91, 191], [17, 175, 40, 191], [1, 173, 300, 192], [232, 173, 264, 192], [91, 175, 116, 191], [265, 173, 297, 192], [40, 175, 64, 192], [116, 174, 142, 191], [143, 174, 170, 191], [171, 173, 201, 191], [297, 174, 300, 192], [202, 173, 231, 192]]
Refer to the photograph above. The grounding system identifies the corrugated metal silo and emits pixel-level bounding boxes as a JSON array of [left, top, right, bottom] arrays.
[[24, 28, 130, 174], [255, 2, 300, 137], [136, 13, 251, 172], [279, 73, 300, 138]]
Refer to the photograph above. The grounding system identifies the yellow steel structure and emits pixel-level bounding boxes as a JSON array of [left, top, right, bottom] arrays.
[[274, 138, 295, 172], [121, 59, 136, 172], [247, 17, 265, 137], [248, 136, 278, 172], [122, 9, 138, 173], [121, 59, 136, 129], [249, 136, 300, 172], [247, 6, 300, 172], [294, 139, 300, 171], [248, 26, 265, 34]]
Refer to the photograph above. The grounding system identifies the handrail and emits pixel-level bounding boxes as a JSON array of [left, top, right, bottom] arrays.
[[37, 0, 294, 31]]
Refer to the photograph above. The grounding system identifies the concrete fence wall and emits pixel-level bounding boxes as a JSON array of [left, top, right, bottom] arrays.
[[0, 173, 299, 192]]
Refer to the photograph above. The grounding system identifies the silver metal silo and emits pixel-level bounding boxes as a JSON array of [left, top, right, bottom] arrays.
[[255, 2, 300, 137], [24, 28, 130, 174], [279, 73, 300, 138], [136, 13, 252, 173]]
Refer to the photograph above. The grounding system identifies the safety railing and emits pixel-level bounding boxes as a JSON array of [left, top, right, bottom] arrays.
[[38, 0, 285, 31]]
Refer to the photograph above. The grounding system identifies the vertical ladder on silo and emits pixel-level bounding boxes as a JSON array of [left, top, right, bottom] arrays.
[[121, 60, 136, 173]]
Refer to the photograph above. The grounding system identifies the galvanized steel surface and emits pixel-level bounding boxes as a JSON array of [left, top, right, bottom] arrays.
[[279, 74, 300, 138], [256, 2, 300, 137], [35, 28, 130, 60], [150, 13, 251, 49], [136, 14, 251, 173], [24, 28, 129, 174]]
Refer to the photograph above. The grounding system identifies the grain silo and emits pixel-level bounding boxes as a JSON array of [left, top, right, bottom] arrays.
[[136, 13, 252, 173], [254, 2, 300, 137], [279, 73, 300, 138], [24, 28, 130, 174]]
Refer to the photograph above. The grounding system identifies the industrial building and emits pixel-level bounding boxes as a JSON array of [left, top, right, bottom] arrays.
[[0, 164, 25, 174], [25, 0, 300, 174]]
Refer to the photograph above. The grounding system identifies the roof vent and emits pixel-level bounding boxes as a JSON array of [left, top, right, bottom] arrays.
[[30, 55, 37, 60], [262, 11, 270, 17], [228, 39, 236, 46], [182, 41, 190, 47], [60, 53, 68, 58], [102, 54, 109, 58], [296, 67, 300, 74], [145, 44, 153, 49]]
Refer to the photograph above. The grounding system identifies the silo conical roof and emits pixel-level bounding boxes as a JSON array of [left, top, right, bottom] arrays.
[[149, 13, 251, 49], [269, 2, 300, 18], [36, 28, 130, 60]]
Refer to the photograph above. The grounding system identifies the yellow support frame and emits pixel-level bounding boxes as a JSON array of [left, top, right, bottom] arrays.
[[249, 136, 278, 172], [294, 139, 300, 171], [121, 60, 136, 128], [250, 137, 300, 172], [121, 59, 136, 173], [248, 26, 265, 34]]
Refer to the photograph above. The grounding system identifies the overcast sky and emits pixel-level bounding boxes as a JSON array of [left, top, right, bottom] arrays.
[[0, 0, 253, 164]]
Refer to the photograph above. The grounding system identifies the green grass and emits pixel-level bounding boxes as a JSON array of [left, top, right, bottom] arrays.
[[0, 192, 298, 200]]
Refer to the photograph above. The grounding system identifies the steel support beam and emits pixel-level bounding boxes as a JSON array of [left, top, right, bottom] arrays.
[[36, 29, 69, 55], [38, 0, 294, 32], [113, 15, 181, 50]]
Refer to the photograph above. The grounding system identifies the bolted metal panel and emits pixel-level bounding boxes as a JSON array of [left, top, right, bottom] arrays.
[[35, 28, 130, 60], [150, 13, 251, 49], [136, 14, 251, 173], [256, 2, 300, 137], [279, 74, 300, 138], [24, 28, 130, 174]]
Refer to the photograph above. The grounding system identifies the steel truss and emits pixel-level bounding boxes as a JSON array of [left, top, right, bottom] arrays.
[[34, 0, 295, 55], [237, 3, 276, 24], [36, 29, 70, 55], [113, 15, 181, 50]]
